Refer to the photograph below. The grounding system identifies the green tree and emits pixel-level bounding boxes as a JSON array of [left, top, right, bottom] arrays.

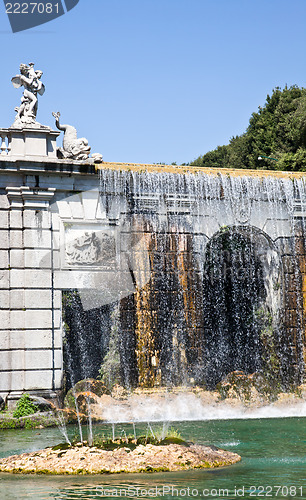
[[191, 85, 306, 171], [191, 145, 229, 169]]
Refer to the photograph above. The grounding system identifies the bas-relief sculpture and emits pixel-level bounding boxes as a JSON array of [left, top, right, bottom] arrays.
[[11, 62, 45, 127], [52, 111, 91, 161], [65, 231, 116, 266]]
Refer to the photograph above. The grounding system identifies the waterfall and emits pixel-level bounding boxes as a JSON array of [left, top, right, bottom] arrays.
[[63, 169, 306, 392]]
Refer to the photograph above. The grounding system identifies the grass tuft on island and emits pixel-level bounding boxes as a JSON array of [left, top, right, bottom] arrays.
[[0, 433, 241, 475]]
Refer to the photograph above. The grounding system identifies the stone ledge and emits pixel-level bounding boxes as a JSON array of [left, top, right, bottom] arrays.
[[1, 157, 306, 179], [97, 161, 306, 179], [0, 158, 97, 176]]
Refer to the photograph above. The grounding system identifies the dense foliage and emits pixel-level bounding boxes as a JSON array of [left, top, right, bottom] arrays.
[[191, 85, 306, 171], [13, 393, 38, 418]]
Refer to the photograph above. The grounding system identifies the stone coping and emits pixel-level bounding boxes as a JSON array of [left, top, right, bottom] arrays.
[[98, 162, 306, 179], [1, 156, 306, 179]]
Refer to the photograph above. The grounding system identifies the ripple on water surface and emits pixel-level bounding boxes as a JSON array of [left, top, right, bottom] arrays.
[[0, 417, 305, 500]]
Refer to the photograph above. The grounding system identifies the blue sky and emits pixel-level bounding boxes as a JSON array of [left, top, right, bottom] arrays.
[[1, 0, 306, 165]]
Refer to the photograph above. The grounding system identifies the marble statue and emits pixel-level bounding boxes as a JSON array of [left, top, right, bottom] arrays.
[[52, 111, 91, 161], [11, 63, 45, 127]]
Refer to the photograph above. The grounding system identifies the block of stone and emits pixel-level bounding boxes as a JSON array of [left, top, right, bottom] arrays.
[[0, 290, 9, 308], [0, 211, 9, 228], [9, 230, 23, 249], [24, 370, 53, 391], [10, 249, 24, 268], [0, 230, 9, 249], [28, 395, 53, 412], [0, 250, 9, 269], [25, 310, 52, 329], [9, 211, 23, 229], [0, 271, 9, 289], [24, 229, 51, 248], [24, 249, 51, 269], [24, 270, 52, 288], [24, 290, 51, 309], [9, 127, 60, 159]]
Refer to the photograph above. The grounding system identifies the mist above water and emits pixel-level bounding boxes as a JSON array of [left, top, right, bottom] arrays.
[[99, 393, 306, 423]]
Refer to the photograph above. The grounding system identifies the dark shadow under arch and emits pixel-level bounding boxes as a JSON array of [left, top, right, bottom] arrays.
[[202, 226, 286, 389]]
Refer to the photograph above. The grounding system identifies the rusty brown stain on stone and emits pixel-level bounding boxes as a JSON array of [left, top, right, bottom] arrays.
[[134, 233, 161, 388], [176, 236, 203, 362]]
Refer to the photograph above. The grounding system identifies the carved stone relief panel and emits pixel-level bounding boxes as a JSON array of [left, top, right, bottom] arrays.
[[60, 221, 117, 270]]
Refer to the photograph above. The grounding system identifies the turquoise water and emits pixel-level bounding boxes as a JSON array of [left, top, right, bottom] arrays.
[[0, 418, 305, 500]]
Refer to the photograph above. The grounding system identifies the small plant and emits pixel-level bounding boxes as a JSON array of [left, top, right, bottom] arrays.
[[13, 394, 38, 418], [153, 424, 182, 441], [103, 425, 186, 448], [52, 443, 71, 451]]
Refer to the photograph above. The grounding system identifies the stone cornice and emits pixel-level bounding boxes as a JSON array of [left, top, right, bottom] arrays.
[[2, 157, 306, 179], [6, 186, 56, 209], [0, 158, 97, 176]]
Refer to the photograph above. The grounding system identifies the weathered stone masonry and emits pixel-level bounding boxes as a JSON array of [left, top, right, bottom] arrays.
[[1, 157, 306, 401], [0, 156, 100, 403]]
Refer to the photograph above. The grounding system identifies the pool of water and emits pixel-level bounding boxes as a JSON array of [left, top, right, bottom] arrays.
[[0, 418, 305, 499]]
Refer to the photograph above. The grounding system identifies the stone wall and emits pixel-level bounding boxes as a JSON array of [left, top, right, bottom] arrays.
[[0, 158, 306, 400], [0, 158, 98, 402]]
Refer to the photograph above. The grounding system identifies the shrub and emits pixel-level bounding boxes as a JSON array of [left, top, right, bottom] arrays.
[[13, 394, 38, 418]]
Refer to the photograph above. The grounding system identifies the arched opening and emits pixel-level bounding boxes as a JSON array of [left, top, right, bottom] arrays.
[[202, 226, 285, 389], [62, 291, 113, 391], [62, 290, 139, 392]]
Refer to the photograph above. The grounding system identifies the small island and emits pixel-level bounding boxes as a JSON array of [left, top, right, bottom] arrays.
[[0, 436, 241, 475]]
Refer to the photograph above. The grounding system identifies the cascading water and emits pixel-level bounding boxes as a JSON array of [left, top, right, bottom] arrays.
[[62, 293, 114, 444], [63, 169, 306, 399], [202, 228, 267, 388]]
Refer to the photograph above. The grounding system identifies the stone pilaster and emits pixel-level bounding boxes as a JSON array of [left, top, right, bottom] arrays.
[[0, 186, 62, 403]]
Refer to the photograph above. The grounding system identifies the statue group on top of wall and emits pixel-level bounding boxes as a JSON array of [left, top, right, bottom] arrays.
[[10, 62, 100, 162]]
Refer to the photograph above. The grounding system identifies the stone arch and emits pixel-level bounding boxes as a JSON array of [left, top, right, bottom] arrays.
[[201, 225, 290, 388]]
